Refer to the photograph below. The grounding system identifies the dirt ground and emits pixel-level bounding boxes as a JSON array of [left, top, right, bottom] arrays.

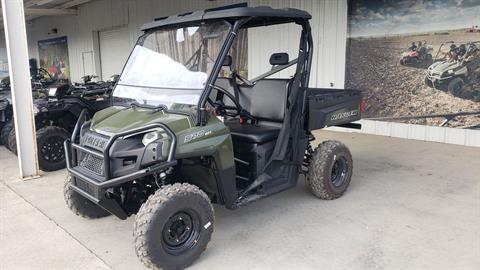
[[346, 30, 480, 128]]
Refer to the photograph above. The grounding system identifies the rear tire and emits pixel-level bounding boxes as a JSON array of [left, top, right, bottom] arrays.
[[134, 183, 214, 270], [307, 140, 353, 200], [64, 175, 110, 218], [447, 77, 465, 96], [37, 126, 70, 171], [1, 120, 13, 147]]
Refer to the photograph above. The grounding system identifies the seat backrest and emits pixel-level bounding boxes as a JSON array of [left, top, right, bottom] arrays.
[[214, 78, 289, 124], [247, 79, 289, 123]]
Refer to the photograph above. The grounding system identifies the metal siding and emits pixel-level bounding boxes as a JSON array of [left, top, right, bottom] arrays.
[[24, 0, 347, 87], [98, 27, 131, 79], [246, 0, 347, 88], [18, 0, 477, 146]]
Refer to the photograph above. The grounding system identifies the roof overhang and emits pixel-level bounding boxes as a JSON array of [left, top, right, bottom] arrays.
[[141, 3, 311, 32], [0, 0, 94, 22]]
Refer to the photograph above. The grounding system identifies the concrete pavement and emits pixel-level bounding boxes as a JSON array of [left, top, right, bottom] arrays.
[[0, 182, 110, 269], [1, 130, 479, 269]]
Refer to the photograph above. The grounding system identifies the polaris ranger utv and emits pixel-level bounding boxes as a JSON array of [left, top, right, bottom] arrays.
[[425, 41, 480, 95], [64, 4, 363, 269]]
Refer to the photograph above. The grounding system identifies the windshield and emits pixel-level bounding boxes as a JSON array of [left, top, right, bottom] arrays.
[[113, 21, 231, 113]]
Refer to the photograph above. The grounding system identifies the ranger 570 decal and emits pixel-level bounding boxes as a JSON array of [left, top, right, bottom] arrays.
[[330, 109, 359, 121]]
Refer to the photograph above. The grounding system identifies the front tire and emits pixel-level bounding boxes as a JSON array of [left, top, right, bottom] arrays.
[[307, 140, 353, 200], [0, 123, 4, 145], [64, 175, 110, 218], [424, 76, 434, 88], [37, 126, 70, 171], [134, 183, 214, 270], [1, 120, 13, 147], [447, 77, 465, 96], [7, 127, 16, 154]]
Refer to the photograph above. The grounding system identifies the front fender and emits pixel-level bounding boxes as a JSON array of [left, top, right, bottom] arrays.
[[175, 119, 237, 208]]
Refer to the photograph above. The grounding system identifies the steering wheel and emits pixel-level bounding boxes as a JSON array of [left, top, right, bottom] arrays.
[[208, 84, 258, 124], [208, 84, 243, 117]]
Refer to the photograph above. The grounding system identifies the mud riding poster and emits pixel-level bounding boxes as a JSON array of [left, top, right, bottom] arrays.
[[38, 36, 70, 81], [346, 0, 480, 129]]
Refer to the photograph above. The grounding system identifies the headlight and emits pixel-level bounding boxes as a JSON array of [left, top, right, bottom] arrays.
[[48, 87, 57, 96], [142, 131, 162, 146], [447, 69, 454, 74], [32, 105, 39, 114]]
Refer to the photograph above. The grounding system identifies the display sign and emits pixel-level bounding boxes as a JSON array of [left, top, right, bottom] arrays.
[[38, 36, 70, 81], [346, 0, 480, 129]]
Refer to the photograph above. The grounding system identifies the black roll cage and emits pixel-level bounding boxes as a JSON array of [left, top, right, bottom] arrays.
[[196, 17, 313, 125], [117, 5, 313, 126]]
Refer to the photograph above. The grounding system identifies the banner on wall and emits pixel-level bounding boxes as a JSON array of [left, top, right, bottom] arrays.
[[38, 36, 70, 81], [346, 0, 480, 129]]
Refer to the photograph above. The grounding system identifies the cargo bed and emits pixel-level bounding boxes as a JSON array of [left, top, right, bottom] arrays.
[[306, 88, 363, 131]]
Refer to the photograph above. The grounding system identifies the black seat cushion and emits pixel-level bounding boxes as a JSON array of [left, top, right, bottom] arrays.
[[225, 120, 280, 144]]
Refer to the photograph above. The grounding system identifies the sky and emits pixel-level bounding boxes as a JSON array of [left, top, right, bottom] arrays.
[[348, 0, 480, 37]]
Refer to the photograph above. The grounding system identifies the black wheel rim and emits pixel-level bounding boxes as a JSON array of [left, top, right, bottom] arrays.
[[331, 157, 349, 187], [40, 136, 65, 162], [453, 82, 462, 93], [162, 209, 200, 255]]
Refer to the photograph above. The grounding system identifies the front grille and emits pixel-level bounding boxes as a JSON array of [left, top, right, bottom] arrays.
[[79, 153, 104, 175], [81, 132, 109, 151], [77, 131, 109, 176], [426, 72, 443, 81]]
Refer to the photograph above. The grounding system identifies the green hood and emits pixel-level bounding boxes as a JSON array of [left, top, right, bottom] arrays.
[[90, 106, 193, 135]]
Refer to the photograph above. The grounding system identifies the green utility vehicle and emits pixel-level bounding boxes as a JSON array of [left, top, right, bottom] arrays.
[[64, 4, 363, 269]]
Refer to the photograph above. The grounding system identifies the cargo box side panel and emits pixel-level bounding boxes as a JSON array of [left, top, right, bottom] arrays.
[[306, 88, 363, 131]]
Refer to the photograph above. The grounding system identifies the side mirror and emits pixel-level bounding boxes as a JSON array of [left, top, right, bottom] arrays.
[[269, 53, 289, 65], [222, 55, 232, 67]]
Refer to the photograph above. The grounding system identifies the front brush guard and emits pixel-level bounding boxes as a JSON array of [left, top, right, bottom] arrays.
[[64, 109, 177, 219]]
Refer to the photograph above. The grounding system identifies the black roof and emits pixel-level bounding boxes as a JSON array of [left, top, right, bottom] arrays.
[[141, 3, 311, 32]]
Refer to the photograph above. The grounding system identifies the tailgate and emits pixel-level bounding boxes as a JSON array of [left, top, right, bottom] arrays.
[[306, 88, 363, 131]]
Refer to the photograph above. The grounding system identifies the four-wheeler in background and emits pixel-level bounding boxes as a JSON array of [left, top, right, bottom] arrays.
[[0, 82, 12, 146], [399, 40, 433, 67], [0, 66, 61, 146], [425, 41, 480, 95], [63, 4, 364, 270], [3, 74, 118, 171]]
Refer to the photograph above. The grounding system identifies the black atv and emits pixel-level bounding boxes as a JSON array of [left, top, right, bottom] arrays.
[[0, 91, 12, 146], [6, 75, 118, 171], [0, 65, 61, 146]]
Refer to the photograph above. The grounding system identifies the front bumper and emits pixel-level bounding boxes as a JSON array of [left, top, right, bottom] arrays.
[[425, 73, 452, 89], [65, 110, 177, 219]]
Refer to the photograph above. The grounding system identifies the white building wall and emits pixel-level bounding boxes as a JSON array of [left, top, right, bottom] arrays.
[[23, 0, 348, 89]]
